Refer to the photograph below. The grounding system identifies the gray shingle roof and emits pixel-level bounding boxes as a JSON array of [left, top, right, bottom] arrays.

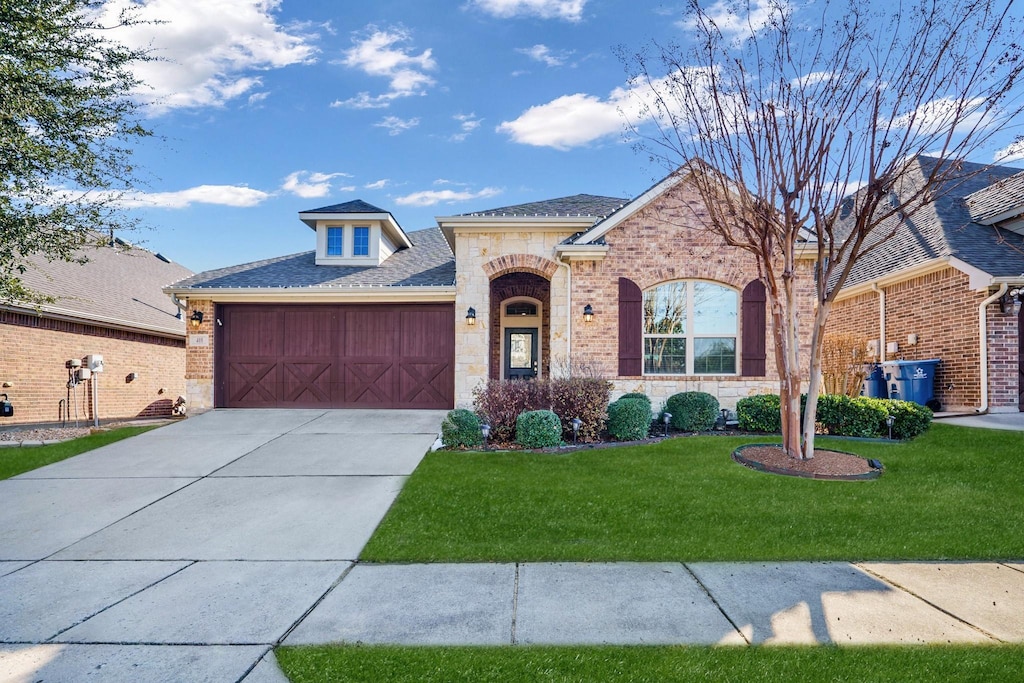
[[462, 194, 628, 218], [170, 227, 454, 290], [301, 199, 388, 214], [965, 170, 1024, 223], [17, 237, 193, 336], [831, 156, 1024, 292]]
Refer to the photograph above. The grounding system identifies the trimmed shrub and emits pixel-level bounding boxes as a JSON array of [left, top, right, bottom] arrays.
[[664, 391, 719, 432], [515, 410, 562, 448], [440, 409, 483, 448], [619, 392, 653, 411], [549, 377, 612, 443], [736, 394, 782, 433], [607, 397, 652, 441], [815, 394, 889, 438], [879, 398, 933, 440], [472, 379, 549, 444]]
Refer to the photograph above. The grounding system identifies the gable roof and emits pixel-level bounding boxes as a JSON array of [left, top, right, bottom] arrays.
[[11, 237, 193, 338], [831, 156, 1024, 293], [301, 199, 388, 214], [964, 170, 1024, 228], [166, 227, 454, 294], [461, 194, 628, 218], [297, 198, 413, 250]]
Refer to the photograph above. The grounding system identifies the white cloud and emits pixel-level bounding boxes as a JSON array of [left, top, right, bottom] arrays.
[[282, 171, 351, 198], [890, 97, 991, 137], [995, 138, 1024, 163], [99, 185, 271, 209], [374, 116, 420, 135], [517, 44, 568, 67], [497, 92, 629, 150], [469, 0, 587, 22], [365, 179, 390, 190], [334, 26, 436, 108], [97, 0, 317, 113], [247, 91, 270, 106], [450, 113, 483, 141], [395, 187, 502, 207], [678, 0, 787, 41]]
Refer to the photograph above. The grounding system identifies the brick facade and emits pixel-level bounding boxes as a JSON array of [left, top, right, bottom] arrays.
[[827, 267, 1021, 412], [184, 299, 216, 410], [0, 310, 185, 426]]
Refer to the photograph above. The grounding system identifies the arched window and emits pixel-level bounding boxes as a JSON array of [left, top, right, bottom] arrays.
[[643, 281, 738, 375]]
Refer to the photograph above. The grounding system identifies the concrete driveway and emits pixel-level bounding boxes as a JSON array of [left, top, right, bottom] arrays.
[[0, 409, 445, 682]]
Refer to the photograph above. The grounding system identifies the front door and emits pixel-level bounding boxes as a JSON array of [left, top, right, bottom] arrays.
[[505, 327, 538, 379]]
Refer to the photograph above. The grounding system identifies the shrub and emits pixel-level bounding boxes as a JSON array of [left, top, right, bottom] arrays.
[[607, 398, 652, 441], [472, 379, 549, 444], [549, 377, 612, 443], [516, 410, 562, 448], [619, 392, 652, 411], [664, 391, 719, 432], [879, 399, 933, 440], [815, 394, 888, 437], [736, 394, 782, 433], [440, 409, 483, 448]]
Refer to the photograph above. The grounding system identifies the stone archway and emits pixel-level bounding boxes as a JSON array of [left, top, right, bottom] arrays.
[[489, 272, 551, 380]]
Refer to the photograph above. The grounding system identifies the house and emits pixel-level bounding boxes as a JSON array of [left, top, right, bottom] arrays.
[[827, 156, 1024, 413], [168, 171, 817, 413], [0, 237, 193, 426]]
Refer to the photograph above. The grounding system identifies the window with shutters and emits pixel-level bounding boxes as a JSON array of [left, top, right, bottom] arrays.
[[642, 280, 738, 375]]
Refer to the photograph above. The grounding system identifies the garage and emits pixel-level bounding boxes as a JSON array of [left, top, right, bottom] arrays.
[[215, 303, 454, 410]]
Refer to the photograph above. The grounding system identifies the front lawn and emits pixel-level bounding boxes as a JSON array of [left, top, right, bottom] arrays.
[[0, 426, 156, 480], [362, 423, 1024, 562], [276, 644, 1024, 683]]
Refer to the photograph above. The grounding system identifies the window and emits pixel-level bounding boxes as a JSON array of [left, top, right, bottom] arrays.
[[643, 281, 738, 374], [505, 301, 537, 316], [353, 226, 370, 256], [326, 227, 343, 256]]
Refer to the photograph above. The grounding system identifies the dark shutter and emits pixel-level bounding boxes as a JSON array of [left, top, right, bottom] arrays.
[[741, 279, 767, 377], [618, 277, 643, 376]]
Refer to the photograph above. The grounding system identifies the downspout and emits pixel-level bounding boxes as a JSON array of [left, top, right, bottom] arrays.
[[977, 282, 1008, 414], [871, 283, 885, 361], [170, 293, 188, 319], [556, 255, 572, 373]]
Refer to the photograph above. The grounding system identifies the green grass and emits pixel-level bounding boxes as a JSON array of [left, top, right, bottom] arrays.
[[362, 423, 1024, 562], [275, 644, 1024, 683], [0, 426, 156, 480]]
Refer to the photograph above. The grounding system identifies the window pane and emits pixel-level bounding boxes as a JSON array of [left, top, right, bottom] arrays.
[[694, 338, 736, 374], [509, 333, 532, 368], [644, 337, 686, 374], [353, 226, 370, 256], [693, 283, 737, 334], [643, 282, 686, 334], [327, 227, 343, 256]]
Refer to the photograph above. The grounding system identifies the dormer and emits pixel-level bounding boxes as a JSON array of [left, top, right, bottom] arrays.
[[299, 199, 413, 266]]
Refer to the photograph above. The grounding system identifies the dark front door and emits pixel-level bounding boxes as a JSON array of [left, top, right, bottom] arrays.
[[504, 327, 538, 379]]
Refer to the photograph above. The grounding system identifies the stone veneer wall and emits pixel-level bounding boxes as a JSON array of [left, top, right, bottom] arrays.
[[183, 298, 215, 411]]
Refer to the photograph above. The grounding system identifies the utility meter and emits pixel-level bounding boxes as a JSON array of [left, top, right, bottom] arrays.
[[65, 359, 82, 369], [77, 367, 92, 381], [85, 354, 104, 372]]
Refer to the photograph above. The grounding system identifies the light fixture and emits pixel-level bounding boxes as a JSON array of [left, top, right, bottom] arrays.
[[571, 417, 582, 444], [190, 310, 204, 329], [466, 307, 477, 325], [480, 422, 491, 444], [583, 304, 594, 323], [885, 413, 896, 440], [662, 412, 672, 437]]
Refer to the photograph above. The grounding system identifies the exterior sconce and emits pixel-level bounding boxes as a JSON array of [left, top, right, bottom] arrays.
[[583, 304, 594, 323], [466, 307, 477, 325], [190, 310, 204, 329], [662, 412, 672, 437]]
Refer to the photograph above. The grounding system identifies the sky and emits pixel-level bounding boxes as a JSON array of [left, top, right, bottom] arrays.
[[93, 0, 1024, 274]]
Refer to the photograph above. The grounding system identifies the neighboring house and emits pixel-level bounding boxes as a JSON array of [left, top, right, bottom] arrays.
[[169, 172, 817, 413], [0, 238, 193, 426], [827, 156, 1024, 413]]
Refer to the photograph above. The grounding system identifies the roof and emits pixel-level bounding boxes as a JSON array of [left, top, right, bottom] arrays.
[[13, 237, 193, 337], [168, 227, 454, 291], [301, 199, 388, 214], [831, 156, 1024, 292], [460, 194, 628, 218], [964, 170, 1024, 224]]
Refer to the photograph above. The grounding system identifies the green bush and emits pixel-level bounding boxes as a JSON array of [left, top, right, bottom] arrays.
[[440, 409, 483, 448], [619, 392, 652, 411], [549, 377, 612, 443], [664, 392, 719, 432], [515, 410, 563, 448], [736, 394, 782, 433], [878, 399, 933, 439], [472, 379, 549, 444], [607, 398, 652, 441], [815, 395, 889, 438]]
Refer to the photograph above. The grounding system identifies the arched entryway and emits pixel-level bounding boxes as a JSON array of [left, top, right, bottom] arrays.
[[489, 272, 551, 380]]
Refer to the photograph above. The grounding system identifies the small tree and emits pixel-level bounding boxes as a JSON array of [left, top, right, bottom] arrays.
[[1, 0, 153, 303], [623, 0, 1023, 458]]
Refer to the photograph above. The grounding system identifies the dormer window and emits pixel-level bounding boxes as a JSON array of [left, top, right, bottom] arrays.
[[299, 199, 413, 267], [327, 227, 344, 256], [353, 226, 370, 256]]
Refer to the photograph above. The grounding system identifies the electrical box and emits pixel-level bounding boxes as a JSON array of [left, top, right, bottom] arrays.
[[85, 354, 104, 372], [77, 367, 92, 381], [886, 341, 899, 354], [65, 359, 82, 369], [0, 394, 12, 418], [866, 339, 879, 356]]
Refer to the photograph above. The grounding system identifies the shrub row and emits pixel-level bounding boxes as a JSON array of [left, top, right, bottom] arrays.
[[471, 377, 611, 445], [736, 393, 932, 439]]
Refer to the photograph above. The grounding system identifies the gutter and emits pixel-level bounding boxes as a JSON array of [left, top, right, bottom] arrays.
[[1, 304, 185, 340], [977, 283, 1009, 414], [162, 285, 456, 304]]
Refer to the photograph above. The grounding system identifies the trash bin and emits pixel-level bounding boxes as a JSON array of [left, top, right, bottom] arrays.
[[861, 364, 887, 398], [881, 359, 940, 406]]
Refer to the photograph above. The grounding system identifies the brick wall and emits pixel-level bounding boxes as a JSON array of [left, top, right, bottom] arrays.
[[184, 299, 215, 410], [0, 310, 185, 426]]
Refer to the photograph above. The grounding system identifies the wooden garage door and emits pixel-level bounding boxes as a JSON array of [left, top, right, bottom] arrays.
[[215, 304, 454, 409]]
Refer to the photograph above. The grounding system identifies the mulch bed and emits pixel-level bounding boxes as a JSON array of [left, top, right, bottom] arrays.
[[732, 444, 882, 480]]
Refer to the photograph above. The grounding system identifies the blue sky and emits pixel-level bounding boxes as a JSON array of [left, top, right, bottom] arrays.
[[101, 0, 1024, 274]]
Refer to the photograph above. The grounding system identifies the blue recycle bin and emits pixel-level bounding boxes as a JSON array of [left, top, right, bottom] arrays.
[[881, 359, 941, 406], [861, 364, 888, 398]]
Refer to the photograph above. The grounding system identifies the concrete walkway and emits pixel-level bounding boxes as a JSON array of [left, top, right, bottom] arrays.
[[936, 411, 1024, 431]]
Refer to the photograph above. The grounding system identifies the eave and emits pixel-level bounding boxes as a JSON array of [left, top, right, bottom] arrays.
[[162, 285, 456, 304], [553, 244, 610, 262], [1, 304, 185, 340]]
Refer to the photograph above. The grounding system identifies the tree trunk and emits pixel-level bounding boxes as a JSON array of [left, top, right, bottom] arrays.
[[766, 270, 804, 459], [801, 301, 832, 459]]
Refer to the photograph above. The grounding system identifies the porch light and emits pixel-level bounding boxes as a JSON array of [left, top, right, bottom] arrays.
[[190, 310, 204, 329], [583, 304, 594, 323], [480, 422, 491, 444], [571, 417, 582, 444], [885, 413, 895, 440], [662, 412, 672, 437], [466, 307, 477, 325]]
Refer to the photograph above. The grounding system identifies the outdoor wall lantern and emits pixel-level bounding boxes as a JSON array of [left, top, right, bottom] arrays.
[[885, 413, 896, 440], [466, 307, 477, 325], [190, 310, 204, 329], [571, 417, 582, 444], [583, 304, 594, 323], [480, 422, 491, 444], [662, 412, 672, 437]]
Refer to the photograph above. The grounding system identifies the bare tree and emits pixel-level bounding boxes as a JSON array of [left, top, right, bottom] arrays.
[[622, 0, 1024, 459]]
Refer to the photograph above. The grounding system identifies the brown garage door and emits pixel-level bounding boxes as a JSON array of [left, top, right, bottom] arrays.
[[215, 303, 454, 409]]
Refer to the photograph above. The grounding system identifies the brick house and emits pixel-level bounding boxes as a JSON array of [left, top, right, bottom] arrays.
[[169, 169, 816, 413], [1, 239, 192, 426], [827, 156, 1024, 413]]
